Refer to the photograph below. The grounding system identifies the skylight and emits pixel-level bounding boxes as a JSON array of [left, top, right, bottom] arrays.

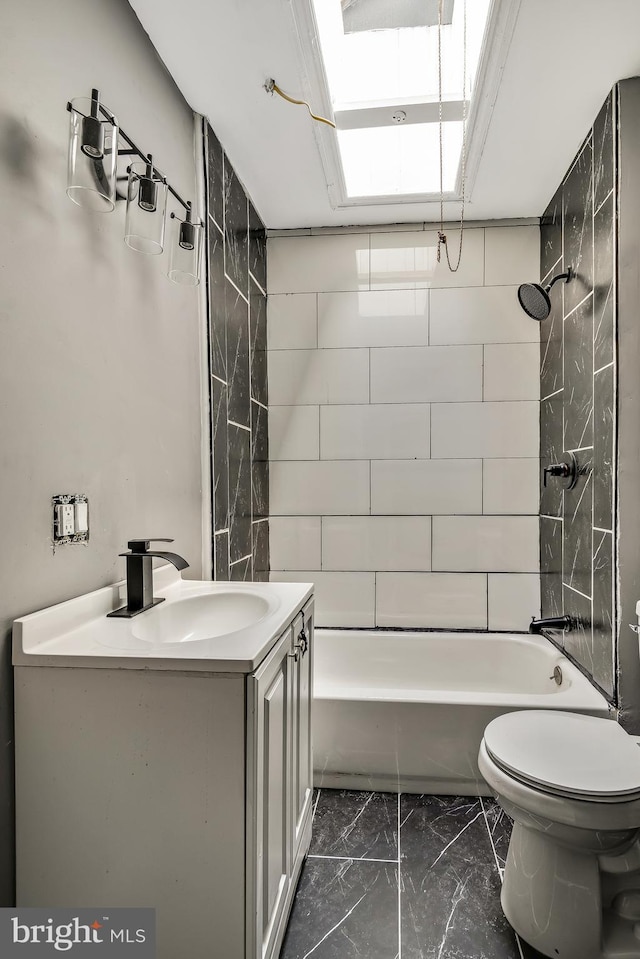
[[310, 0, 492, 200]]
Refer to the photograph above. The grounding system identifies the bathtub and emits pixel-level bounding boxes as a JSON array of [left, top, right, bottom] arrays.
[[313, 629, 611, 795]]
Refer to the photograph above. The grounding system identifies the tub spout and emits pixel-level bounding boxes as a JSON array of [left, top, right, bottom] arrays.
[[529, 614, 573, 634]]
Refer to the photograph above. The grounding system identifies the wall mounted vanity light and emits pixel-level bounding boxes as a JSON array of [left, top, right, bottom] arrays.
[[66, 88, 202, 284]]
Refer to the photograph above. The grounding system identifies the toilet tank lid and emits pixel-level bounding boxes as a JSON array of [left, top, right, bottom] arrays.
[[483, 710, 640, 799]]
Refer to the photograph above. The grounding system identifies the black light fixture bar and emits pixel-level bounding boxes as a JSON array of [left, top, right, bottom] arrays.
[[66, 88, 191, 213]]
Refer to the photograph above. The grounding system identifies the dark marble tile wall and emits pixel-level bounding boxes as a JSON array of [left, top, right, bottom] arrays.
[[539, 91, 616, 700], [204, 122, 269, 582]]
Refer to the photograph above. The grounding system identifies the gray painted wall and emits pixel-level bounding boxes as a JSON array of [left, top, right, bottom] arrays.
[[0, 0, 205, 902]]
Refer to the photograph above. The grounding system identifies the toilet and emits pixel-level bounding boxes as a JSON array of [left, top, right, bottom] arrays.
[[478, 709, 640, 959]]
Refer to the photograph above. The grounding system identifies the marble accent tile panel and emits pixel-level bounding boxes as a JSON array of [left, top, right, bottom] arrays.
[[268, 348, 369, 406], [267, 293, 317, 351], [269, 405, 319, 461], [248, 199, 266, 291], [563, 138, 593, 315], [484, 225, 540, 286], [430, 286, 539, 345], [540, 517, 563, 622], [250, 283, 268, 407], [280, 858, 399, 959], [369, 228, 484, 289], [268, 233, 370, 294], [320, 404, 430, 460], [540, 297, 563, 399], [488, 574, 541, 631], [208, 223, 226, 380], [269, 461, 370, 515], [214, 530, 229, 582], [251, 400, 269, 522], [563, 452, 593, 598], [563, 294, 593, 451], [370, 345, 482, 403], [223, 161, 249, 294], [252, 456, 269, 521], [321, 516, 432, 572], [593, 191, 615, 371], [562, 585, 593, 674], [540, 392, 564, 518], [252, 519, 269, 582], [211, 377, 229, 533], [309, 790, 398, 860], [400, 795, 518, 959], [593, 363, 614, 531], [376, 573, 488, 628], [251, 399, 268, 463], [371, 458, 482, 515], [432, 516, 539, 573], [269, 516, 321, 571], [225, 279, 250, 428], [431, 402, 539, 459], [540, 185, 562, 282], [205, 123, 224, 228], [483, 459, 539, 516], [484, 343, 540, 401], [318, 290, 428, 348], [230, 556, 251, 581], [593, 91, 614, 212], [228, 423, 251, 564], [593, 529, 614, 698], [270, 570, 375, 627], [482, 798, 513, 873]]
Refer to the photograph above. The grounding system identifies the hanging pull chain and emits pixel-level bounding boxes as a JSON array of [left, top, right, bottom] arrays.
[[437, 0, 467, 272]]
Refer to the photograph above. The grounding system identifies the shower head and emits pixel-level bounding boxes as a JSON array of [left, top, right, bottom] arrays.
[[517, 268, 572, 321]]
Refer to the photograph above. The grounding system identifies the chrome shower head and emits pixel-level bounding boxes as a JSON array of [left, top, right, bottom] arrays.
[[517, 268, 572, 321]]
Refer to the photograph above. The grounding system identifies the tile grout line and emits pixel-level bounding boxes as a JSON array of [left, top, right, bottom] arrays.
[[307, 854, 398, 864], [479, 796, 502, 878]]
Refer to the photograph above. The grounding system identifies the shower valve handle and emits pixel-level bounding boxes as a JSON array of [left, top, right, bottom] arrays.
[[544, 463, 571, 486], [543, 453, 579, 490]]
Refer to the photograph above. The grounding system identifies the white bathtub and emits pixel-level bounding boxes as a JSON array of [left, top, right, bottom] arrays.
[[313, 629, 612, 795]]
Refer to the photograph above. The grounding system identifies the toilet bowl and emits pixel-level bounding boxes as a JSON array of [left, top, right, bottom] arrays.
[[478, 710, 640, 959]]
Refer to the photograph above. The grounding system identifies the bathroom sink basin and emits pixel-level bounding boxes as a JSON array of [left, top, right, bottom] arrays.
[[132, 590, 276, 645]]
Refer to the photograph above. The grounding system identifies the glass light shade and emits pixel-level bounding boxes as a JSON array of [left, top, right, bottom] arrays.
[[167, 214, 203, 285], [66, 97, 118, 211], [124, 161, 168, 254]]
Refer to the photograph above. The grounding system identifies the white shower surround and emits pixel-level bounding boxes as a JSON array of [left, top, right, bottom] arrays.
[[313, 629, 611, 795]]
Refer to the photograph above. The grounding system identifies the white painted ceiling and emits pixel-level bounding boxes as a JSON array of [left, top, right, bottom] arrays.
[[128, 0, 640, 229]]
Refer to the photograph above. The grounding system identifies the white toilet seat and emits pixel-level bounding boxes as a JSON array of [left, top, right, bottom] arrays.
[[483, 710, 640, 803]]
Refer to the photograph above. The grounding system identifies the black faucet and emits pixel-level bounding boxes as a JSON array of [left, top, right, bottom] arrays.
[[107, 538, 189, 619], [529, 614, 573, 634]]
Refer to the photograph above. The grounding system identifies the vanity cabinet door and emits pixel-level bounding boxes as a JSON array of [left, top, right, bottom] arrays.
[[289, 602, 313, 871], [247, 628, 292, 959]]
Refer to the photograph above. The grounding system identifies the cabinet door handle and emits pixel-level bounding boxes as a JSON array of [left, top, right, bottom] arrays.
[[297, 630, 308, 657], [288, 649, 300, 662]]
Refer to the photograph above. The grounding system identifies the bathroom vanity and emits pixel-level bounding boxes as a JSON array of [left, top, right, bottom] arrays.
[[13, 567, 314, 959]]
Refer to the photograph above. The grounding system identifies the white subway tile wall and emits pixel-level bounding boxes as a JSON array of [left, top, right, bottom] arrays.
[[268, 224, 541, 629]]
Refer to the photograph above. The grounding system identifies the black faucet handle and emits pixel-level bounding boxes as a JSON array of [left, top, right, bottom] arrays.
[[127, 538, 174, 553]]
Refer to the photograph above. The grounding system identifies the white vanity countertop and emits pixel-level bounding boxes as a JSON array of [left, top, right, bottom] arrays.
[[13, 566, 314, 674]]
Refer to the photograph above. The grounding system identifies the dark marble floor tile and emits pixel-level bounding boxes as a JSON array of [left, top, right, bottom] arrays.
[[562, 585, 593, 676], [226, 279, 250, 428], [563, 294, 594, 452], [230, 556, 251, 581], [400, 795, 518, 959], [206, 123, 224, 229], [211, 376, 229, 534], [309, 790, 398, 861], [540, 299, 563, 399], [481, 798, 513, 872], [593, 91, 615, 213], [252, 519, 269, 582], [208, 223, 226, 380], [563, 138, 593, 316], [540, 185, 562, 283], [593, 363, 614, 532], [563, 451, 593, 598], [250, 284, 268, 407], [540, 392, 563, 517], [224, 162, 249, 295], [248, 199, 267, 292], [214, 530, 229, 582], [593, 191, 615, 371], [281, 858, 399, 959], [593, 529, 615, 699], [228, 423, 252, 564]]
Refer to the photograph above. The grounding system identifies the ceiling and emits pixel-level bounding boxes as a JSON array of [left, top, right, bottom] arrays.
[[128, 0, 640, 229]]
